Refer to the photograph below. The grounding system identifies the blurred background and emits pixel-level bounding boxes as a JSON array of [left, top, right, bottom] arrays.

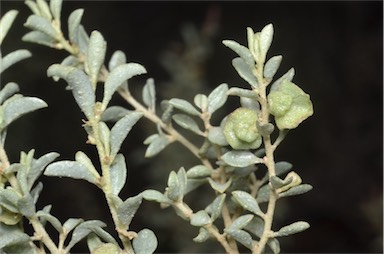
[[1, 1, 383, 253]]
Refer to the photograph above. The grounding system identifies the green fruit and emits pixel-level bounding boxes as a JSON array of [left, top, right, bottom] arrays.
[[268, 81, 313, 130], [223, 107, 262, 150]]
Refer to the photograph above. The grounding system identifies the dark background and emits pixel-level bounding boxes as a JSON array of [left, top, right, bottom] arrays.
[[1, 1, 383, 253]]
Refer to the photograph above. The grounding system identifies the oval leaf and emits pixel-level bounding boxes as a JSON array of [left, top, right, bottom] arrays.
[[68, 9, 84, 43], [0, 82, 19, 105], [117, 194, 142, 229], [222, 40, 254, 67], [169, 98, 200, 116], [232, 57, 258, 88], [0, 10, 18, 45], [24, 15, 57, 38], [264, 55, 282, 79], [3, 96, 47, 128], [44, 161, 99, 184], [142, 78, 156, 111], [132, 229, 157, 254], [275, 221, 310, 237], [87, 30, 106, 86], [207, 83, 228, 114], [103, 63, 147, 107], [190, 210, 212, 227], [232, 191, 264, 217], [1, 49, 32, 74], [110, 112, 143, 158], [109, 154, 127, 196], [221, 151, 263, 168], [172, 114, 203, 135]]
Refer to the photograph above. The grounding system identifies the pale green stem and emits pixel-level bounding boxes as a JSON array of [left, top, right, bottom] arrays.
[[30, 216, 62, 254]]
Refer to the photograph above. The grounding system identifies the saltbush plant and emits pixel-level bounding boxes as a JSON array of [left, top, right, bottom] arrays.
[[0, 1, 313, 253]]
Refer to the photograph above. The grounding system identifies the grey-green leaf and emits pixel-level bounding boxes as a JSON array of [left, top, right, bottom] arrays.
[[172, 114, 203, 135], [0, 10, 18, 45], [22, 30, 55, 47], [44, 161, 99, 184], [228, 214, 254, 231], [24, 15, 57, 39], [109, 154, 127, 195], [259, 24, 274, 60], [169, 98, 200, 116], [67, 220, 106, 249], [142, 189, 170, 204], [17, 195, 35, 217], [0, 82, 19, 105], [75, 151, 100, 180], [166, 171, 180, 201], [221, 151, 263, 168], [222, 40, 254, 67], [101, 106, 133, 122], [268, 238, 281, 254], [207, 83, 228, 114], [232, 57, 258, 88], [269, 175, 292, 190], [28, 152, 60, 189], [186, 165, 212, 179], [144, 134, 171, 158], [190, 210, 212, 227], [110, 112, 143, 159], [103, 63, 147, 107], [36, 0, 52, 20], [207, 126, 228, 146], [232, 191, 264, 217], [49, 0, 63, 22], [66, 69, 95, 119], [275, 221, 310, 237], [193, 227, 210, 243], [270, 67, 295, 91], [3, 96, 47, 128], [0, 49, 32, 74], [225, 229, 254, 250], [206, 194, 226, 221], [117, 194, 142, 229], [108, 50, 127, 71], [36, 210, 62, 232], [264, 55, 282, 79], [278, 184, 313, 198], [0, 224, 30, 249], [63, 218, 83, 234], [208, 178, 232, 194], [142, 78, 156, 111], [68, 9, 84, 43], [132, 229, 157, 254], [275, 161, 293, 177], [87, 30, 106, 86]]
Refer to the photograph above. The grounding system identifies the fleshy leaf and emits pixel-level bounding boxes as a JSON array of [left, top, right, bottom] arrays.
[[222, 40, 254, 67], [207, 83, 228, 114], [190, 210, 212, 227], [225, 229, 254, 250], [67, 220, 106, 249], [49, 0, 63, 22], [232, 57, 258, 88], [264, 55, 282, 79], [101, 106, 133, 122], [0, 224, 30, 249], [221, 151, 263, 168], [132, 229, 157, 254], [194, 94, 208, 111], [142, 78, 156, 111], [207, 126, 228, 146], [17, 195, 35, 217], [205, 194, 226, 221], [22, 30, 56, 47], [103, 63, 146, 107], [232, 191, 264, 217], [172, 114, 203, 135], [87, 30, 106, 86], [0, 82, 19, 105], [117, 194, 143, 229], [186, 165, 212, 179], [169, 98, 200, 116], [108, 50, 126, 71], [0, 50, 32, 74], [44, 161, 99, 184], [228, 214, 254, 231], [166, 171, 181, 201], [28, 152, 60, 189], [75, 151, 100, 180], [144, 134, 171, 158], [278, 184, 313, 198], [0, 10, 18, 45], [110, 112, 143, 159], [63, 218, 83, 234], [24, 15, 57, 39], [36, 210, 63, 233], [208, 178, 232, 194], [2, 96, 47, 129], [259, 24, 274, 61], [270, 67, 295, 91], [109, 154, 127, 196], [193, 227, 210, 243], [68, 9, 84, 43], [275, 221, 310, 237], [141, 189, 170, 204]]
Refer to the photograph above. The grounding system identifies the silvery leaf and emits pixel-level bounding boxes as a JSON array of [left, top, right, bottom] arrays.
[[44, 161, 99, 184], [275, 221, 310, 237], [0, 10, 18, 45], [222, 40, 254, 67], [24, 15, 57, 39], [68, 9, 84, 43], [49, 0, 63, 21], [142, 78, 156, 111], [0, 82, 19, 105], [87, 30, 106, 86], [22, 30, 55, 47], [108, 50, 126, 71], [132, 229, 157, 254], [190, 210, 211, 227], [172, 114, 203, 135], [169, 98, 200, 116], [259, 24, 274, 61], [28, 152, 60, 190], [109, 154, 127, 196], [117, 194, 142, 229], [101, 106, 133, 122], [221, 151, 263, 168], [270, 67, 295, 91], [232, 190, 264, 218], [232, 57, 258, 88], [207, 83, 228, 114], [0, 49, 31, 74], [36, 210, 62, 232], [264, 55, 282, 79]]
